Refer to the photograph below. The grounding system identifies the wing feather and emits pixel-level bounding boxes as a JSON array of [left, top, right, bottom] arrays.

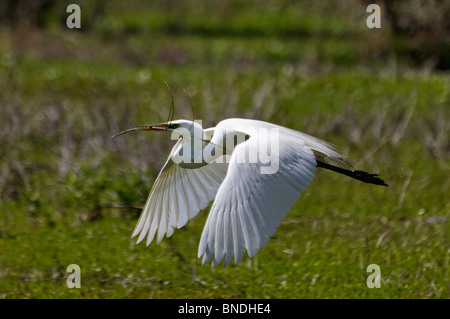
[[132, 139, 229, 246], [198, 128, 317, 266]]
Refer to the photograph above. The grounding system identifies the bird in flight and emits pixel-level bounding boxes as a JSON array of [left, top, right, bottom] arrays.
[[112, 118, 387, 267]]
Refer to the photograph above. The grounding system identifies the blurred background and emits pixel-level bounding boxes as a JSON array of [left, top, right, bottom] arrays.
[[0, 0, 448, 298]]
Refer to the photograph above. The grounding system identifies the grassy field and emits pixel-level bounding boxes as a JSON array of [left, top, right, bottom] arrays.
[[0, 1, 448, 298]]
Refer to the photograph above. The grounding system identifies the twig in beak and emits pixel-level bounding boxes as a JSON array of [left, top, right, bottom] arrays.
[[110, 124, 168, 140]]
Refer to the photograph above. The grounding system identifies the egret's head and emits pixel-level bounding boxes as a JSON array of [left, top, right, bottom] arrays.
[[111, 119, 203, 140], [167, 119, 202, 133], [166, 119, 204, 141]]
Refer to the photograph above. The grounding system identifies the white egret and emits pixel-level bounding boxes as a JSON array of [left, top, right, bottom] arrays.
[[112, 118, 387, 267]]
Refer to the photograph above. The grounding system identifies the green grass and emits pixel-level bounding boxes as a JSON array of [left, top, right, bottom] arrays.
[[0, 1, 449, 298]]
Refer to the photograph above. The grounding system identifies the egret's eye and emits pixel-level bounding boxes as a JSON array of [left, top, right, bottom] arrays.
[[168, 123, 180, 129]]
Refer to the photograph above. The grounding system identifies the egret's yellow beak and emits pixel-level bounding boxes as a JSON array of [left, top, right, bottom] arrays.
[[111, 123, 169, 139]]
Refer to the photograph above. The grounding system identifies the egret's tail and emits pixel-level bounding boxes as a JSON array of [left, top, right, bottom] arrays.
[[316, 160, 388, 186]]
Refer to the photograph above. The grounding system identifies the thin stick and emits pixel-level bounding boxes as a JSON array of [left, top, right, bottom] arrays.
[[183, 87, 195, 131], [164, 81, 175, 123]]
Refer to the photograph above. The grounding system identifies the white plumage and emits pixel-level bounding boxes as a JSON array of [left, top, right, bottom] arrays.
[[112, 118, 386, 267]]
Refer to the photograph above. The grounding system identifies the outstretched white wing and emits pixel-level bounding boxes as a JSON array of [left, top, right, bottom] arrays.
[[132, 137, 229, 246], [198, 129, 317, 267]]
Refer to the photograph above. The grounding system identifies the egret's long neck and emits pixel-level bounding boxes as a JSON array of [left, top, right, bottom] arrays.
[[172, 125, 245, 168], [172, 129, 228, 169], [202, 128, 247, 164], [172, 129, 212, 169]]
